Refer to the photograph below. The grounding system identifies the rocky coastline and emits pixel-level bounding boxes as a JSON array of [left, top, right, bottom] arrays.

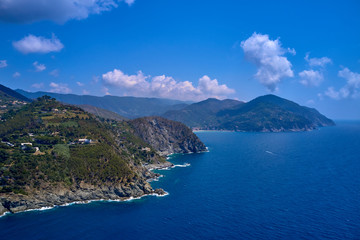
[[0, 162, 170, 216]]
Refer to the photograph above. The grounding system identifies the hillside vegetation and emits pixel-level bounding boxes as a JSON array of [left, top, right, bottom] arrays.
[[0, 96, 163, 195]]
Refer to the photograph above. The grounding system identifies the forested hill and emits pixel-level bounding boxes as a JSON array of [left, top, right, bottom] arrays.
[[163, 95, 335, 132]]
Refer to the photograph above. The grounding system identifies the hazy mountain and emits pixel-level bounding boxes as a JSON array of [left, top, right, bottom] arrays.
[[16, 90, 189, 119], [162, 98, 243, 128], [0, 84, 31, 102], [163, 95, 335, 132]]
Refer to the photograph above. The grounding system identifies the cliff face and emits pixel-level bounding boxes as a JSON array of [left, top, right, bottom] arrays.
[[129, 116, 207, 156]]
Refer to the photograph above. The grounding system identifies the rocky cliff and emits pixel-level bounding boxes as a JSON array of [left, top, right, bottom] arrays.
[[129, 116, 207, 156]]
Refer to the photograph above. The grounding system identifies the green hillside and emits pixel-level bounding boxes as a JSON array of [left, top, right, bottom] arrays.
[[0, 96, 163, 195]]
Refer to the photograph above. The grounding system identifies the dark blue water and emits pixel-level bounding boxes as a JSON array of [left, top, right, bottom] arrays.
[[1, 122, 360, 239]]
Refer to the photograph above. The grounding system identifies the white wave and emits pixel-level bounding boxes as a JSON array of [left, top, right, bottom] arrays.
[[0, 211, 10, 218], [23, 205, 56, 213], [265, 150, 277, 155], [147, 175, 164, 182], [1, 190, 171, 217], [172, 163, 191, 168], [157, 167, 171, 171]]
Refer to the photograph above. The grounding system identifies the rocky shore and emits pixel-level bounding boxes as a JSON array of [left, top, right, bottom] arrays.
[[0, 177, 169, 216], [0, 158, 182, 216]]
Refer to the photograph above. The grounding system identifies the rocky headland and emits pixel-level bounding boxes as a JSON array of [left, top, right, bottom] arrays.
[[0, 97, 206, 216]]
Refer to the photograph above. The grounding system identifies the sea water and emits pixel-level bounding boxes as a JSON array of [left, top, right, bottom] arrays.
[[1, 121, 360, 239]]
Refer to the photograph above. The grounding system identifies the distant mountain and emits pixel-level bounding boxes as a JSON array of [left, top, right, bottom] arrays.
[[162, 98, 243, 128], [16, 90, 189, 119], [0, 84, 31, 102], [0, 84, 31, 117], [77, 104, 128, 121], [163, 95, 335, 132]]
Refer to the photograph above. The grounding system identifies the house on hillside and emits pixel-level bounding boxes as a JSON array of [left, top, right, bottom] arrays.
[[78, 139, 92, 144]]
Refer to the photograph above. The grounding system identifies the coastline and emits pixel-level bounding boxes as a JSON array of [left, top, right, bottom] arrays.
[[0, 146, 206, 217], [0, 159, 179, 217], [0, 191, 170, 218]]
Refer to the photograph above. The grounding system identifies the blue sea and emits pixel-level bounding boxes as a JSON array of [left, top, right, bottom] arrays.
[[1, 122, 360, 239]]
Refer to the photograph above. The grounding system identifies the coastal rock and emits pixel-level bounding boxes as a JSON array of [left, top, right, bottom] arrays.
[[0, 202, 7, 215], [0, 180, 164, 214]]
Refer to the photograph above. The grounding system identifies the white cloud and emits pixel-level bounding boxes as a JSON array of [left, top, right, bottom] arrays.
[[33, 61, 46, 72], [31, 83, 44, 89], [49, 82, 72, 94], [82, 90, 90, 95], [305, 53, 332, 67], [49, 69, 59, 77], [198, 75, 235, 96], [324, 68, 360, 100], [76, 81, 84, 86], [102, 69, 235, 101], [124, 0, 135, 5], [325, 87, 340, 100], [0, 0, 134, 24], [306, 99, 315, 105], [13, 34, 64, 54], [240, 32, 294, 92], [299, 70, 324, 87], [102, 87, 110, 95], [13, 72, 21, 78], [0, 60, 7, 68]]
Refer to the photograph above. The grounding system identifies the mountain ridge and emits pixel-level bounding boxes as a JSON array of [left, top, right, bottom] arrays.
[[164, 94, 335, 132], [16, 90, 190, 119]]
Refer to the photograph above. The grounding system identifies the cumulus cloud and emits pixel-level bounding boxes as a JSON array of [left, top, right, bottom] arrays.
[[0, 0, 134, 24], [305, 53, 332, 67], [299, 70, 324, 87], [324, 68, 360, 99], [13, 34, 64, 54], [82, 89, 90, 95], [33, 61, 46, 72], [102, 69, 235, 101], [241, 32, 294, 92], [13, 72, 21, 78], [0, 60, 7, 68], [49, 82, 72, 94], [324, 87, 341, 100], [76, 81, 84, 87]]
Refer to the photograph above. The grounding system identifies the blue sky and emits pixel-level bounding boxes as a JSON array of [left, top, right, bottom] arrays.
[[0, 0, 359, 119]]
